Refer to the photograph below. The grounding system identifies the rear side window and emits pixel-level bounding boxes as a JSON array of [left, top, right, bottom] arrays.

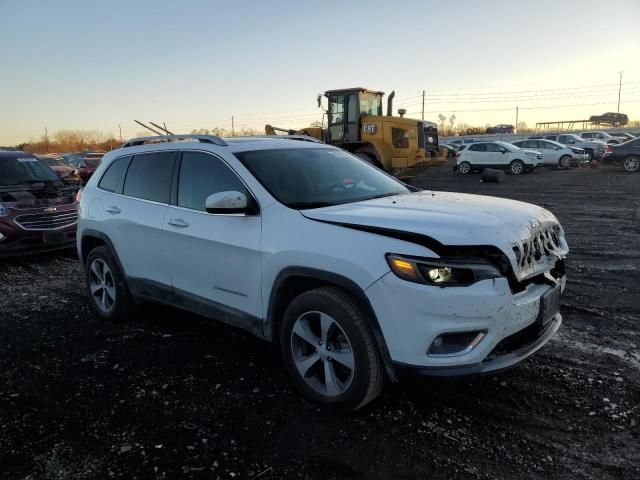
[[177, 152, 248, 212], [123, 152, 176, 203], [98, 157, 130, 193]]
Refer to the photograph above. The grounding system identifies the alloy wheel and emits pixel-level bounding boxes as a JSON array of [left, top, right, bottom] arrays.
[[623, 156, 640, 172], [290, 311, 355, 397], [511, 161, 524, 175], [88, 258, 116, 313], [458, 162, 471, 174]]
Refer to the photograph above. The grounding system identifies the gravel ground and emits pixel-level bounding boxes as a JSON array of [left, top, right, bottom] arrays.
[[1, 163, 639, 480]]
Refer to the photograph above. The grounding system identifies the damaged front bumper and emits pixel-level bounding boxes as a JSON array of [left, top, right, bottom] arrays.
[[366, 271, 565, 375]]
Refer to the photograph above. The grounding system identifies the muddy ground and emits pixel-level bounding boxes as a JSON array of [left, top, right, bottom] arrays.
[[1, 163, 639, 480]]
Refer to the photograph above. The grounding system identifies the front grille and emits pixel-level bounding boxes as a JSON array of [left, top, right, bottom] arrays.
[[512, 225, 564, 278], [14, 210, 78, 231]]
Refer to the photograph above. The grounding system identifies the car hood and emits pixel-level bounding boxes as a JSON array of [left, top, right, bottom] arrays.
[[302, 191, 568, 280]]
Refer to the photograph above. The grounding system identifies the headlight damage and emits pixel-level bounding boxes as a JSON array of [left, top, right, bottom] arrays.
[[386, 253, 502, 286]]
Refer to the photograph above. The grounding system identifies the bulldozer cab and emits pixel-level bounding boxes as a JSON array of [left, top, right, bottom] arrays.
[[324, 88, 384, 144]]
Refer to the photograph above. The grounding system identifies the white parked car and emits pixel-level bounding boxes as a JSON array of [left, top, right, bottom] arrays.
[[456, 141, 543, 175], [512, 139, 589, 168], [579, 131, 627, 145], [77, 134, 569, 410]]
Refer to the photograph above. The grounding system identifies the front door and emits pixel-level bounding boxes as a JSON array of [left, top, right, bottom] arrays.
[[163, 150, 262, 324], [327, 95, 346, 143]]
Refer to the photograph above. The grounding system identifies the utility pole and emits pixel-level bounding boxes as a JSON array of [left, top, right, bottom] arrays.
[[421, 90, 425, 121], [44, 127, 49, 153], [617, 71, 623, 113], [231, 116, 235, 137], [118, 124, 122, 143], [515, 106, 519, 134]]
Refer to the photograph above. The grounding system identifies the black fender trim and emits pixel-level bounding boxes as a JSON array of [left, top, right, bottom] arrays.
[[79, 229, 129, 288], [267, 266, 398, 382]]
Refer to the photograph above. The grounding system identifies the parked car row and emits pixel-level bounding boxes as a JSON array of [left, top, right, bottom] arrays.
[[447, 131, 638, 175]]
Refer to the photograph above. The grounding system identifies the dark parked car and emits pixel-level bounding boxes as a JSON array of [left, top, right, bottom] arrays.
[[0, 151, 78, 257], [440, 144, 459, 159], [589, 112, 629, 127], [485, 124, 515, 134], [37, 154, 82, 185], [65, 152, 104, 182], [602, 138, 640, 172]]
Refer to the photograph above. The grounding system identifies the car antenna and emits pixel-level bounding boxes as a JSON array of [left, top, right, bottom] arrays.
[[134, 120, 164, 136], [149, 121, 174, 135]]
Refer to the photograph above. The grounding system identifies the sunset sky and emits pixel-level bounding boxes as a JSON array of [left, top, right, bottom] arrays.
[[1, 0, 639, 144]]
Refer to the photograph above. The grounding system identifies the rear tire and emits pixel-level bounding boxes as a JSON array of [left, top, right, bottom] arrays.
[[458, 161, 472, 174], [623, 156, 640, 172], [280, 287, 385, 411], [510, 159, 525, 175], [84, 246, 137, 322]]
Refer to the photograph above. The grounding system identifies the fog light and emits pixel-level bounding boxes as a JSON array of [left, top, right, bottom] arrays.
[[428, 331, 486, 357], [0, 232, 5, 241]]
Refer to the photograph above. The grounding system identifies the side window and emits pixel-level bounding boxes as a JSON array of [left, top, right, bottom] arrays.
[[544, 135, 556, 141], [329, 96, 345, 125], [98, 156, 130, 193], [469, 143, 487, 152], [485, 143, 502, 152], [391, 128, 409, 148], [557, 135, 568, 144], [178, 152, 248, 212], [123, 152, 176, 203]]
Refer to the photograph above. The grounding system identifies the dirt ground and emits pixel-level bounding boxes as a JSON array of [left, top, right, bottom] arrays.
[[1, 163, 639, 480]]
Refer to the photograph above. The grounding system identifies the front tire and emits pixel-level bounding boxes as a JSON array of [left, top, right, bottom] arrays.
[[84, 246, 137, 322], [558, 155, 572, 169], [623, 156, 640, 172], [510, 159, 525, 175], [280, 287, 385, 411], [458, 161, 472, 174]]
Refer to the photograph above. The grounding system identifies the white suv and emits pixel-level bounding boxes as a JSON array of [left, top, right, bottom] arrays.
[[456, 141, 543, 175], [77, 134, 569, 410]]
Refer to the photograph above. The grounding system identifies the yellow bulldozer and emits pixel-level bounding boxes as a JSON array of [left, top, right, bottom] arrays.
[[265, 87, 445, 175]]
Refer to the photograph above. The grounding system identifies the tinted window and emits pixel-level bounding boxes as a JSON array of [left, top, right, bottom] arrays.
[[98, 156, 130, 193], [0, 156, 61, 186], [469, 143, 487, 152], [178, 152, 247, 211], [123, 152, 176, 203], [235, 148, 409, 209], [544, 135, 556, 141]]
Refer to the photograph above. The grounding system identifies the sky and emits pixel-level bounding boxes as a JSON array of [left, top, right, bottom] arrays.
[[1, 0, 639, 144]]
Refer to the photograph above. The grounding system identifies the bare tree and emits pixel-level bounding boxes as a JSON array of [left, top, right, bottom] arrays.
[[437, 114, 446, 133], [448, 115, 456, 136]]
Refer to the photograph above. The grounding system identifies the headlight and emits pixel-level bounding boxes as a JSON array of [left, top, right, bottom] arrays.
[[386, 254, 502, 286], [0, 203, 8, 217], [525, 151, 537, 158]]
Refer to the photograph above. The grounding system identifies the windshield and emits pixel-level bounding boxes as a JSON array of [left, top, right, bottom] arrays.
[[0, 156, 61, 186], [359, 92, 382, 116], [40, 157, 68, 167], [495, 141, 519, 152], [235, 147, 410, 209], [84, 158, 101, 168]]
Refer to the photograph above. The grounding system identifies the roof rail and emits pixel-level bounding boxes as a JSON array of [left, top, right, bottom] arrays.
[[122, 134, 228, 148], [225, 135, 325, 144]]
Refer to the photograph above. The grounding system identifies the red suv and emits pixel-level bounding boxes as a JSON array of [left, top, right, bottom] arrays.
[[0, 151, 78, 257]]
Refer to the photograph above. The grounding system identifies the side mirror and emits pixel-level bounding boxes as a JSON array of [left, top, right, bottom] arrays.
[[205, 191, 252, 214], [568, 140, 575, 144], [499, 148, 507, 154]]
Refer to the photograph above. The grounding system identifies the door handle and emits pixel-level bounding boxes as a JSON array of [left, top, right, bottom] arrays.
[[168, 218, 189, 228], [105, 206, 121, 214]]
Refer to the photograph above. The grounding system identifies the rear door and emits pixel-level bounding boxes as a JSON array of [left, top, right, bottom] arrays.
[[464, 143, 487, 167], [98, 151, 176, 289], [163, 150, 262, 322]]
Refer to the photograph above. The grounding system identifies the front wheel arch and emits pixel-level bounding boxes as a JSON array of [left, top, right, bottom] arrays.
[[266, 267, 397, 382]]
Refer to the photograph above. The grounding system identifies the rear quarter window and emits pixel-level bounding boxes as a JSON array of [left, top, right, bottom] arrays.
[[98, 156, 130, 193]]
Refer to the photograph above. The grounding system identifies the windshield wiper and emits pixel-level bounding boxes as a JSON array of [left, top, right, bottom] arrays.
[[363, 192, 403, 201], [287, 201, 335, 209]]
